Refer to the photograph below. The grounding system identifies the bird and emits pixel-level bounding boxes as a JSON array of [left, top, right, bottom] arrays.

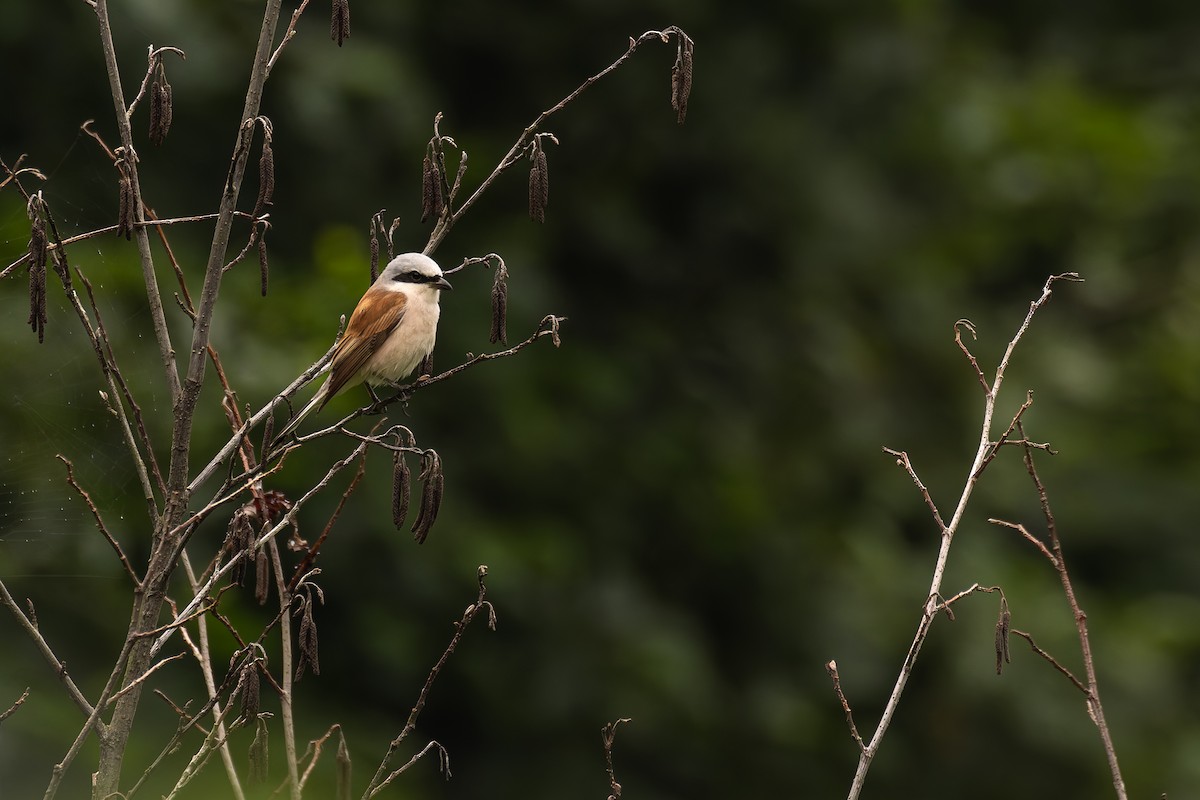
[[275, 252, 452, 440]]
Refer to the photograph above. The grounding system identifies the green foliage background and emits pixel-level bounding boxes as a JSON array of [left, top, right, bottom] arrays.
[[3, 1, 1200, 797]]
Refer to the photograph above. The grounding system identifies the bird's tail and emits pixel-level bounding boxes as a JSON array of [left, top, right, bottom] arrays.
[[272, 384, 327, 445]]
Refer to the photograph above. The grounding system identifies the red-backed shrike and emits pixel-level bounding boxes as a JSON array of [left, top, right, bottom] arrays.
[[277, 252, 451, 439]]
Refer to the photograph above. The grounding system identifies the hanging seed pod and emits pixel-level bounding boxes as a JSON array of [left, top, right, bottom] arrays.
[[26, 202, 48, 343], [671, 34, 694, 124], [330, 0, 351, 46], [994, 602, 1012, 675], [489, 269, 508, 345], [391, 449, 411, 530], [528, 143, 548, 223], [335, 730, 352, 800], [253, 131, 275, 216], [254, 547, 270, 605], [420, 150, 444, 223], [224, 509, 253, 586], [369, 213, 381, 282], [411, 450, 444, 544], [249, 718, 269, 781], [295, 597, 320, 680], [149, 61, 173, 145], [117, 173, 135, 240], [257, 226, 269, 296], [239, 658, 261, 722]]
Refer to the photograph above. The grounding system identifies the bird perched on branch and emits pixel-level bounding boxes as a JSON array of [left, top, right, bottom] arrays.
[[276, 252, 452, 440]]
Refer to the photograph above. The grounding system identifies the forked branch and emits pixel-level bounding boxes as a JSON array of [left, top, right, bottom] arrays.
[[838, 273, 1081, 800]]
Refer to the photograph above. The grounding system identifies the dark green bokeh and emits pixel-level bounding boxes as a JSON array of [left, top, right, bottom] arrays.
[[3, 1, 1200, 798]]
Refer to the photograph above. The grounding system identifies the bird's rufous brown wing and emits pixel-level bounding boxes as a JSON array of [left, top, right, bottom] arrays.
[[320, 289, 408, 408]]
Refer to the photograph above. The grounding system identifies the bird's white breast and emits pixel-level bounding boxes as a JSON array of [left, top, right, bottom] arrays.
[[362, 285, 442, 385]]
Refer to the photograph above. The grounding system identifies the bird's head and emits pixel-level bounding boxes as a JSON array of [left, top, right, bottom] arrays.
[[377, 253, 453, 293]]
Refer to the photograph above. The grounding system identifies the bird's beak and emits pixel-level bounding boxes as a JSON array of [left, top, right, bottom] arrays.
[[435, 276, 453, 291]]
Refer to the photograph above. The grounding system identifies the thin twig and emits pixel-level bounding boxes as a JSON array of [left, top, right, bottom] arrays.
[[824, 662, 864, 753], [988, 518, 1058, 567], [364, 566, 495, 798], [1009, 629, 1089, 694], [601, 718, 633, 799], [365, 740, 449, 799], [287, 445, 369, 593], [295, 724, 344, 793], [880, 448, 946, 533], [2, 210, 257, 276], [1016, 427, 1127, 799], [266, 0, 314, 74], [77, 270, 167, 499], [423, 27, 691, 254], [57, 455, 138, 583], [104, 653, 185, 705], [954, 319, 989, 395], [0, 688, 30, 723], [0, 581, 95, 720], [126, 45, 187, 118]]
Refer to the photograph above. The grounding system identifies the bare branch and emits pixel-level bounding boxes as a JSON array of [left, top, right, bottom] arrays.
[[880, 448, 946, 533], [0, 581, 95, 721], [92, 0, 182, 407], [1009, 629, 1088, 694], [126, 45, 187, 118], [842, 274, 1081, 800], [0, 688, 30, 723], [364, 567, 494, 797], [105, 653, 186, 705], [423, 27, 693, 254], [988, 518, 1058, 566], [825, 661, 865, 753], [1015, 428, 1127, 798], [601, 718, 633, 799], [57, 455, 138, 583]]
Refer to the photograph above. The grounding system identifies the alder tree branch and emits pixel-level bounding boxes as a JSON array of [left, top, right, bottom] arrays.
[[601, 718, 633, 799], [4, 12, 692, 799], [423, 26, 693, 254], [987, 425, 1128, 799], [838, 273, 1082, 800], [0, 583, 95, 722], [364, 566, 496, 798], [92, 0, 182, 405]]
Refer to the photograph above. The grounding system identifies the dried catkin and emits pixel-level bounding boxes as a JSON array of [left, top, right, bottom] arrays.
[[489, 273, 508, 345], [330, 0, 351, 46], [391, 449, 411, 530], [528, 145, 549, 223], [671, 35, 694, 124]]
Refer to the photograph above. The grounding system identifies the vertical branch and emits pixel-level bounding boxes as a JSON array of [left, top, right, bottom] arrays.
[[180, 553, 246, 800], [1017, 432, 1127, 799], [93, 3, 286, 798], [270, 538, 302, 800], [167, 0, 282, 496], [92, 0, 181, 404]]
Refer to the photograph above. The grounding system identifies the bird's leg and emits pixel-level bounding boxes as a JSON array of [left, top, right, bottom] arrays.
[[363, 382, 416, 415], [362, 384, 388, 415]]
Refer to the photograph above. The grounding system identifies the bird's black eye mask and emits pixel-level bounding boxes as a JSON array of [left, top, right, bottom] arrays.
[[396, 270, 443, 284]]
